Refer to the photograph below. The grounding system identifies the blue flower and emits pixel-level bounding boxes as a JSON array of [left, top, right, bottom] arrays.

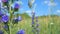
[[32, 16, 34, 20], [32, 14, 35, 23], [17, 29, 25, 34], [32, 22, 35, 27], [13, 16, 22, 24], [14, 18, 18, 23], [32, 11, 35, 20], [2, 0, 9, 7], [2, 14, 9, 23], [32, 15, 34, 25], [12, 17, 18, 24], [14, 3, 20, 11], [2, 0, 8, 2], [31, 11, 35, 27], [14, 3, 20, 9], [36, 16, 38, 22], [32, 16, 35, 27], [36, 24, 39, 28], [0, 30, 4, 34], [32, 21, 34, 24]]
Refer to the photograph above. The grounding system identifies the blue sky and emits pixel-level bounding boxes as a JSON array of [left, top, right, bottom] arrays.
[[0, 0, 60, 16], [19, 0, 60, 16]]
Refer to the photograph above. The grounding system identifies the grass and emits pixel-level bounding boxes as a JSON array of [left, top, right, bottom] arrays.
[[0, 14, 60, 34]]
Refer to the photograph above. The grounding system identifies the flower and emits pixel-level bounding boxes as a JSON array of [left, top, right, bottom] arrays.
[[31, 11, 35, 27], [36, 24, 39, 28], [17, 29, 25, 34], [31, 15, 35, 27], [14, 3, 20, 11], [2, 0, 9, 6], [31, 21, 35, 27], [14, 18, 18, 23], [0, 30, 4, 34], [32, 11, 35, 21], [36, 16, 38, 22], [32, 16, 34, 20], [2, 14, 9, 23], [32, 21, 34, 24], [2, 0, 8, 3], [12, 16, 22, 24], [12, 17, 18, 24], [14, 3, 20, 9]]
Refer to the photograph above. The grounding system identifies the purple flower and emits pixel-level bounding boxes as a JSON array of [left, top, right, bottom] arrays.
[[14, 3, 20, 11], [36, 16, 38, 22], [36, 24, 39, 28], [2, 14, 9, 23], [0, 30, 4, 34], [31, 11, 35, 27], [14, 3, 20, 9], [32, 17, 34, 27], [32, 21, 34, 24], [32, 13, 35, 23], [2, 0, 8, 2], [32, 11, 35, 20], [17, 29, 25, 34], [32, 11, 35, 15], [32, 16, 34, 20], [13, 16, 22, 24], [14, 18, 18, 23]]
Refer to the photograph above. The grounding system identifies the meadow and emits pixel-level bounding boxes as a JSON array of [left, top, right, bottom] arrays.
[[2, 14, 60, 34]]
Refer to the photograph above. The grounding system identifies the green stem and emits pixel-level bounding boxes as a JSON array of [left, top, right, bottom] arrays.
[[9, 1, 13, 34]]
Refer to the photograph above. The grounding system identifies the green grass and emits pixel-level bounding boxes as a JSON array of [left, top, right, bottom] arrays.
[[0, 15, 60, 34]]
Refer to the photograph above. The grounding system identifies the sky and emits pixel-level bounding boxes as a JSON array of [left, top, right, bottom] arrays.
[[0, 0, 60, 17], [19, 0, 60, 16]]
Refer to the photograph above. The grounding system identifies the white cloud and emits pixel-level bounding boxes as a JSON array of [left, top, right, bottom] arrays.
[[26, 10, 31, 13], [44, 1, 57, 6], [57, 10, 60, 13], [48, 2, 57, 6], [44, 1, 49, 4]]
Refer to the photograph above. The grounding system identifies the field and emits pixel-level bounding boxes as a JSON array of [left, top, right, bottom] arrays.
[[1, 14, 59, 34]]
